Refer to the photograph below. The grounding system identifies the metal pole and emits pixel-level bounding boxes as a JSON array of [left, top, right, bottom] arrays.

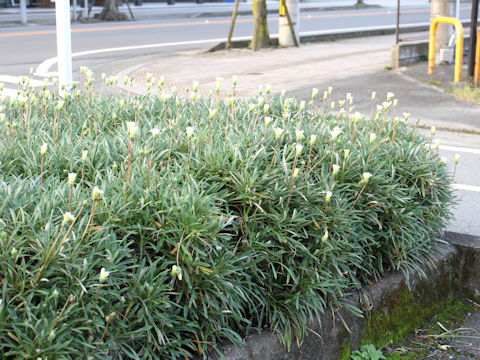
[[226, 0, 240, 50], [84, 0, 88, 19], [73, 0, 77, 21], [456, 0, 460, 19], [20, 0, 27, 24], [468, 0, 479, 79], [55, 0, 73, 93], [395, 0, 400, 44]]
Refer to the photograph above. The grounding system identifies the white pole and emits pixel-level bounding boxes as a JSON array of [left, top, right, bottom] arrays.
[[20, 0, 27, 24], [456, 0, 460, 19], [55, 0, 73, 93]]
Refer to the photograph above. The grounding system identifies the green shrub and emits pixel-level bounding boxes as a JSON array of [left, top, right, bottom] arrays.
[[0, 79, 452, 358]]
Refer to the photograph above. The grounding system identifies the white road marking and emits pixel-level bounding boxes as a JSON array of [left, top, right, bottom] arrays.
[[35, 22, 433, 77], [35, 36, 252, 76], [439, 144, 480, 155], [452, 183, 480, 193]]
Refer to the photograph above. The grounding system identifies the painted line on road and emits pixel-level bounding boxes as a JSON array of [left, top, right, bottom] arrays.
[[0, 6, 445, 39], [33, 20, 436, 76], [35, 36, 253, 76], [439, 144, 480, 155], [452, 184, 480, 193]]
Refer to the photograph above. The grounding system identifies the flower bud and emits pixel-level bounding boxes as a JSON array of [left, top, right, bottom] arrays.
[[295, 143, 303, 156], [274, 127, 284, 139], [171, 265, 182, 280], [68, 172, 76, 186], [292, 168, 299, 179], [92, 186, 103, 201], [332, 164, 340, 176], [295, 129, 304, 141], [99, 267, 110, 283], [186, 126, 195, 138], [322, 230, 328, 241], [362, 172, 372, 182], [325, 191, 332, 202]]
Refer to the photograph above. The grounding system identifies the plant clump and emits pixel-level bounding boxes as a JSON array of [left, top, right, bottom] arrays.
[[0, 74, 453, 358]]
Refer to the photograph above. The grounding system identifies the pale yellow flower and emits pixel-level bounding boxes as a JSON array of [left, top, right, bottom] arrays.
[[92, 186, 103, 201], [332, 165, 340, 176], [295, 143, 303, 155], [295, 129, 304, 141], [325, 191, 332, 202], [99, 267, 110, 283], [322, 230, 328, 241], [186, 126, 195, 138], [62, 212, 75, 225], [68, 172, 77, 186], [274, 127, 284, 139], [362, 172, 372, 182]]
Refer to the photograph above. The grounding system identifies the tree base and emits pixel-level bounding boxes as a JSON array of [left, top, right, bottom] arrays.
[[95, 10, 127, 21]]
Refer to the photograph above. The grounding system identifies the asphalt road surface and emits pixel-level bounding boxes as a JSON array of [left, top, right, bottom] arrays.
[[0, 4, 475, 79]]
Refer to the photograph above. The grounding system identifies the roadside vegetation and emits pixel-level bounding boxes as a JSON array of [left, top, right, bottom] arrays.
[[448, 85, 480, 104], [0, 74, 453, 358]]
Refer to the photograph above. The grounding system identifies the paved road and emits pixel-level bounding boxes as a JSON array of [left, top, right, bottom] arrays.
[[0, 2, 475, 81]]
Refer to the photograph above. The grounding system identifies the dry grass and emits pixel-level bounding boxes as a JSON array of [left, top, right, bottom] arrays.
[[448, 85, 480, 104]]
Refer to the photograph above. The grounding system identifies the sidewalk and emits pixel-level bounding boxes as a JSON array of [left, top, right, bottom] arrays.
[[116, 33, 480, 133]]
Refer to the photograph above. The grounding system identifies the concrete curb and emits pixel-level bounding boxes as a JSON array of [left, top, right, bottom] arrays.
[[206, 238, 464, 359], [201, 23, 433, 53], [204, 232, 480, 359], [191, 3, 381, 19]]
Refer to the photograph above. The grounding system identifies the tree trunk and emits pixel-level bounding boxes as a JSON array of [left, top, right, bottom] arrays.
[[97, 0, 127, 20], [251, 0, 270, 51]]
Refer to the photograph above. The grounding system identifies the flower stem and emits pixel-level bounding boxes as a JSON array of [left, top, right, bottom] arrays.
[[147, 137, 156, 186]]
